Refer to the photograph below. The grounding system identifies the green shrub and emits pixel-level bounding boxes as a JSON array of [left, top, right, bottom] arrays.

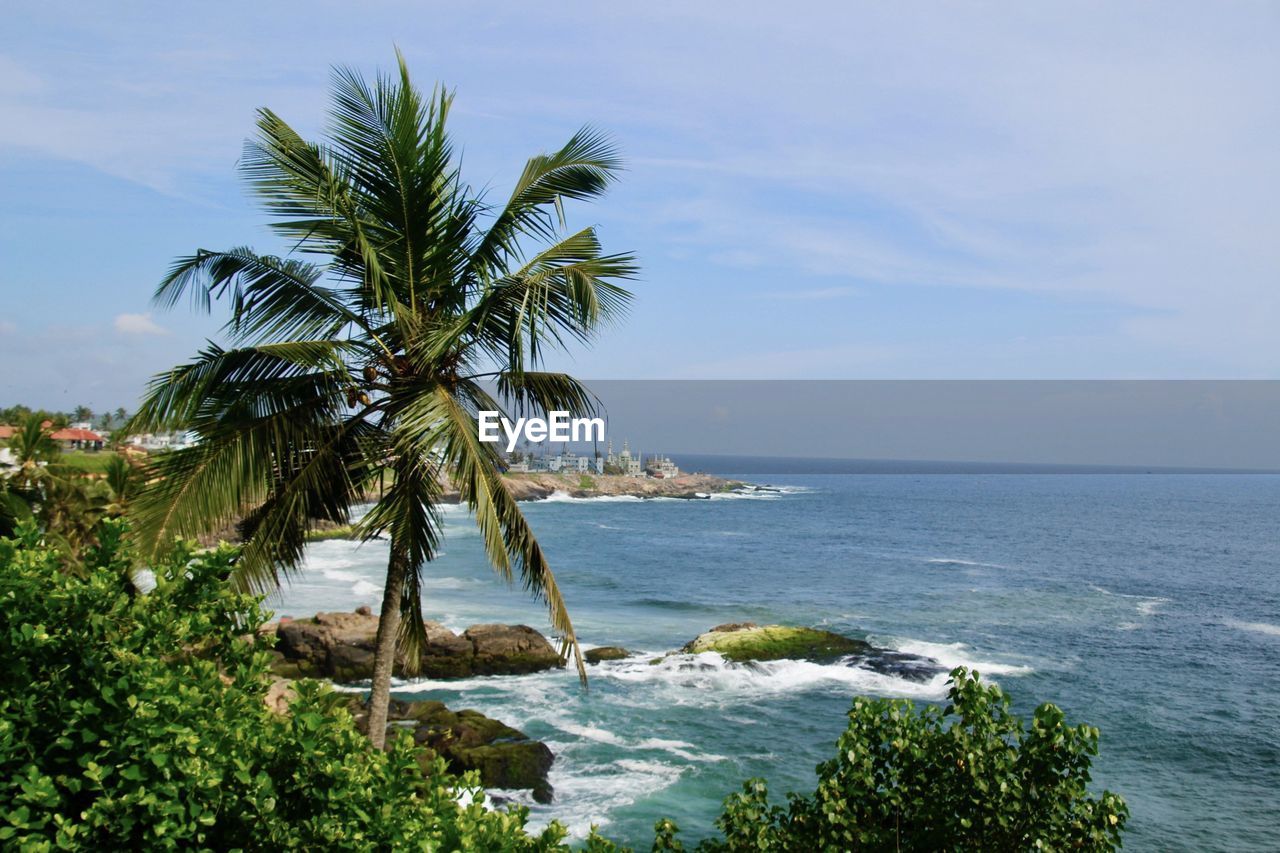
[[691, 669, 1127, 852], [0, 520, 570, 851]]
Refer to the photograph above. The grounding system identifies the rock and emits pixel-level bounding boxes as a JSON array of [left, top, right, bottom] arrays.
[[419, 622, 477, 678], [270, 609, 564, 681], [682, 623, 872, 662], [679, 623, 946, 682], [465, 624, 564, 675], [275, 609, 384, 680], [709, 621, 758, 633], [386, 699, 555, 804], [584, 646, 630, 663], [355, 605, 373, 616], [263, 678, 297, 715]]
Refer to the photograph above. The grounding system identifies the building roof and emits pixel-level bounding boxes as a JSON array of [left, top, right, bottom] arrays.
[[51, 427, 105, 443]]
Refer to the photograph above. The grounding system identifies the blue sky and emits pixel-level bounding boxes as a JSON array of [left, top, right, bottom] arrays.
[[2, 2, 1278, 410]]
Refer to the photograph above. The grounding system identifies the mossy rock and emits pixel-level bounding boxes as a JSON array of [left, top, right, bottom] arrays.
[[266, 651, 320, 680], [584, 646, 629, 663], [471, 651, 564, 676], [453, 742, 554, 804], [681, 624, 872, 663], [391, 699, 555, 803], [417, 655, 477, 679]]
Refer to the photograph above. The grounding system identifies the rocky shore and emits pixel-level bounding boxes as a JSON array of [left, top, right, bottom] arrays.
[[262, 611, 942, 804], [262, 609, 564, 681], [453, 471, 749, 502], [260, 608, 566, 801], [374, 699, 555, 804]]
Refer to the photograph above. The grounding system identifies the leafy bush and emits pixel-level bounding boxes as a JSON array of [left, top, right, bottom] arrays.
[[0, 520, 570, 851], [689, 669, 1127, 851]]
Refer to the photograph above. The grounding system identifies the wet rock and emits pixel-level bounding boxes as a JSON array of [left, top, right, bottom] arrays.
[[269, 609, 563, 681], [584, 646, 630, 663], [386, 699, 555, 804], [275, 610, 385, 681], [682, 623, 872, 662], [680, 623, 945, 681], [465, 624, 563, 675], [419, 621, 477, 678]]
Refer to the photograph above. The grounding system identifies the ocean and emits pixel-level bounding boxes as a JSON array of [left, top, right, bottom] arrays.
[[272, 467, 1280, 850]]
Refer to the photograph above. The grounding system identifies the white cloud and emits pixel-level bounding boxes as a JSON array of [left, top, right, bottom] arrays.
[[114, 313, 169, 336]]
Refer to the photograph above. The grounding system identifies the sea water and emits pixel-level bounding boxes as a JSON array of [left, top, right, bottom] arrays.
[[271, 472, 1280, 850]]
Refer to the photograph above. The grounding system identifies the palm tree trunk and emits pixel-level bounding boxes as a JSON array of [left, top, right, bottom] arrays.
[[367, 538, 408, 750]]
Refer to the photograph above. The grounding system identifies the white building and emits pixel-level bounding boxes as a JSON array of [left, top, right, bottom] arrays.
[[606, 440, 644, 477], [647, 454, 680, 479], [126, 431, 197, 451]]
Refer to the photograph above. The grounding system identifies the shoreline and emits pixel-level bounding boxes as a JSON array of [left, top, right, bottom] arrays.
[[473, 471, 748, 502]]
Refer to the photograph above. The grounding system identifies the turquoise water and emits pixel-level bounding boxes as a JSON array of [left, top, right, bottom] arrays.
[[274, 474, 1280, 850]]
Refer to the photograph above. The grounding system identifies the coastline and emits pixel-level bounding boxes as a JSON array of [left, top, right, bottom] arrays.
[[473, 471, 748, 502]]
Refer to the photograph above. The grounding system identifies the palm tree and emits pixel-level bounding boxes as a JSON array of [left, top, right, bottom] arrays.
[[8, 416, 62, 493], [103, 455, 139, 514], [127, 54, 636, 747], [4, 416, 106, 558]]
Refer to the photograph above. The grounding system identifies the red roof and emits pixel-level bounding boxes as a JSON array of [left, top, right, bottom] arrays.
[[51, 427, 104, 443]]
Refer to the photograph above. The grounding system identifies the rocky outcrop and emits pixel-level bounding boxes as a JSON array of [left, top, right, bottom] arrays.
[[584, 646, 630, 663], [454, 471, 745, 503], [682, 622, 872, 662], [265, 609, 564, 682], [465, 624, 564, 675], [379, 699, 555, 804], [679, 623, 944, 681]]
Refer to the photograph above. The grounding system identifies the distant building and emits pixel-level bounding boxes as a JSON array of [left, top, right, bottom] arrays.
[[646, 454, 680, 479], [605, 439, 644, 477], [125, 431, 196, 452], [52, 427, 106, 451], [0, 422, 106, 451]]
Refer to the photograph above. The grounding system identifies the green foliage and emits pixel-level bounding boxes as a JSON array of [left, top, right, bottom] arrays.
[[0, 521, 574, 851], [0, 416, 119, 558], [689, 669, 1127, 852], [303, 523, 357, 542], [577, 474, 597, 490], [59, 451, 121, 476]]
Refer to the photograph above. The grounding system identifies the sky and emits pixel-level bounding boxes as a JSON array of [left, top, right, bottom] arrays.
[[2, 2, 1279, 412], [574, 381, 1280, 470]]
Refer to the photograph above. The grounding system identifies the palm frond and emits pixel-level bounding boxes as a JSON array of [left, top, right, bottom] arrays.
[[127, 341, 353, 434], [470, 127, 625, 277], [398, 382, 586, 682], [494, 372, 601, 420], [154, 247, 372, 345]]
